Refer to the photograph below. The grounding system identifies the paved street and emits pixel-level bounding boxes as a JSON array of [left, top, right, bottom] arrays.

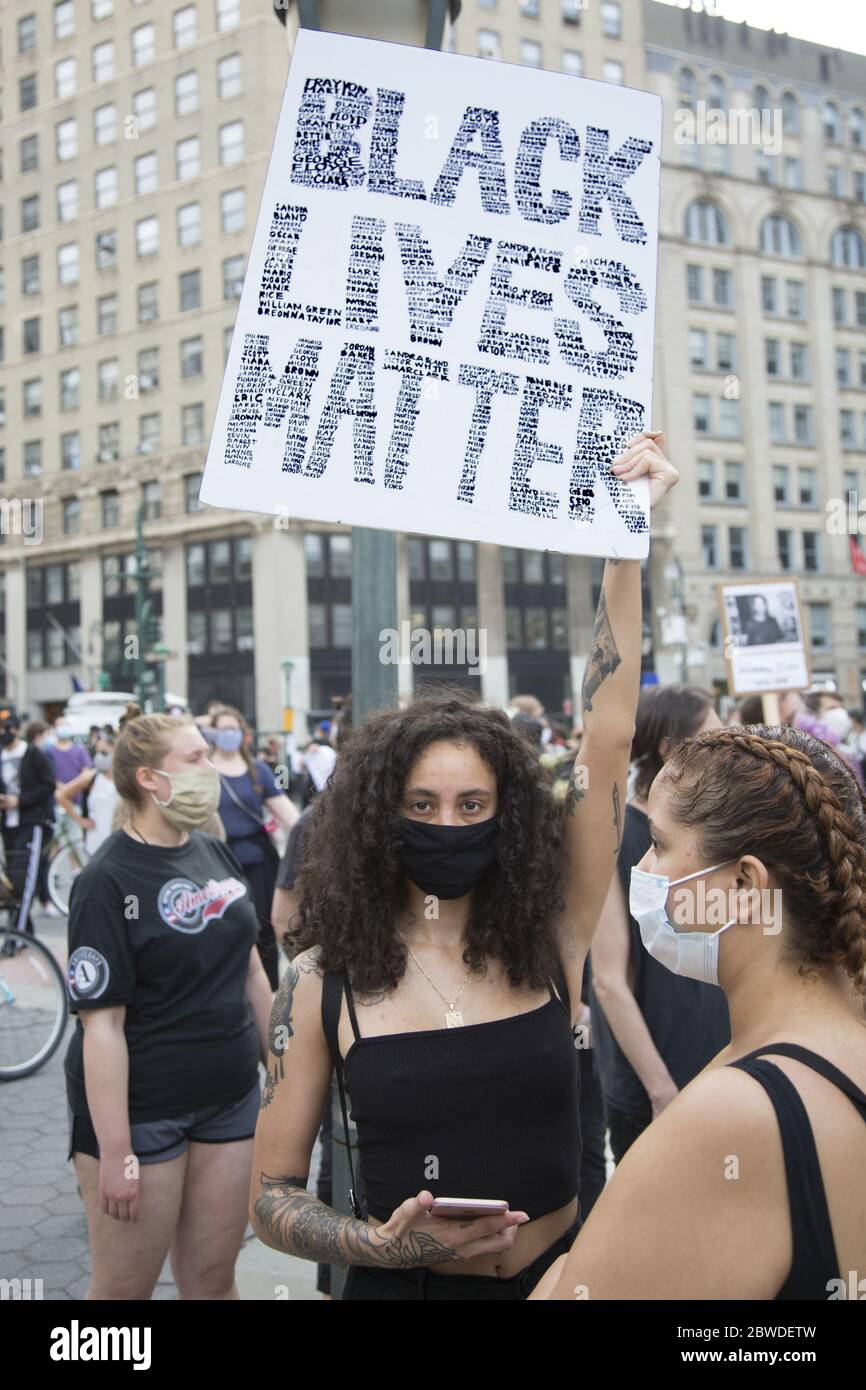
[[0, 911, 320, 1302]]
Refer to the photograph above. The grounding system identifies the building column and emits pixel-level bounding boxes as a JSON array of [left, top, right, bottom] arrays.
[[4, 560, 27, 713], [160, 542, 187, 702], [475, 542, 508, 707], [253, 521, 310, 730], [566, 555, 596, 716]]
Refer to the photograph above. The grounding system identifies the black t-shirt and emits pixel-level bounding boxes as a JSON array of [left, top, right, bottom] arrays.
[[589, 803, 731, 1116], [64, 829, 260, 1122], [275, 807, 312, 892]]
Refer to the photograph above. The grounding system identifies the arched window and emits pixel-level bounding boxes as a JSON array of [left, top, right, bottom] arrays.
[[781, 91, 800, 136], [754, 83, 771, 112], [760, 214, 803, 259], [850, 107, 865, 148], [678, 66, 698, 113], [823, 99, 841, 142], [831, 225, 866, 270], [707, 73, 727, 111], [685, 199, 730, 246]]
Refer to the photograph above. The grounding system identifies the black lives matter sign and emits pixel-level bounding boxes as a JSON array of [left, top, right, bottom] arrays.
[[200, 30, 662, 558]]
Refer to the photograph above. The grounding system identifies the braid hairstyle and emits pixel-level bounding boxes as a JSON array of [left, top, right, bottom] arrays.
[[661, 724, 866, 1010]]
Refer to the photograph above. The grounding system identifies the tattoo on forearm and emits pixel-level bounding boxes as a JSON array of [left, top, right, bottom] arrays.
[[253, 1173, 458, 1268], [564, 781, 585, 817], [612, 783, 622, 856], [581, 589, 622, 713], [261, 963, 297, 1108]]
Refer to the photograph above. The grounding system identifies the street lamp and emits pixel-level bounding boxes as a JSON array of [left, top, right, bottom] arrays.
[[273, 1, 461, 49]]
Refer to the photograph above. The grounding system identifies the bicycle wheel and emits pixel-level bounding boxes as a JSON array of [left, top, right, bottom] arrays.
[[47, 841, 90, 916], [0, 926, 69, 1079]]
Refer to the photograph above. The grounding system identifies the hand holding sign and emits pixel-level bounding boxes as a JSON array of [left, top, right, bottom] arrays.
[[611, 431, 678, 511]]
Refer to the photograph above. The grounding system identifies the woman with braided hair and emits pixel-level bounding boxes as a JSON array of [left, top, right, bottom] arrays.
[[532, 723, 866, 1300]]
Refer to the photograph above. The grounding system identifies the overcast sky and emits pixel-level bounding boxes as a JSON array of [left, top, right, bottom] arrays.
[[655, 0, 866, 58]]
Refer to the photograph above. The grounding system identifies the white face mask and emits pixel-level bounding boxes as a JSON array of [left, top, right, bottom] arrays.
[[629, 861, 736, 986], [821, 707, 852, 742]]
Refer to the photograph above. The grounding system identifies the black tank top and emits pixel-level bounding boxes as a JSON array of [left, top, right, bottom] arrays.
[[322, 968, 581, 1224], [727, 1043, 866, 1300]]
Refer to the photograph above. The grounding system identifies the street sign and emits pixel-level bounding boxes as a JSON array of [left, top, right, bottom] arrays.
[[200, 29, 662, 558]]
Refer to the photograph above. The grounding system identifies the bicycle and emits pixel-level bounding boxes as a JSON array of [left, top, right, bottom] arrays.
[[46, 812, 90, 916], [0, 836, 68, 1079]]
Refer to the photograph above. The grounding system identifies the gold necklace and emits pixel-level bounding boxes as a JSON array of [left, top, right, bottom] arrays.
[[405, 944, 472, 1028]]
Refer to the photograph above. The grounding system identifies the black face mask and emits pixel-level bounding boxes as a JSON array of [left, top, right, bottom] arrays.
[[0, 730, 16, 748], [395, 817, 499, 900]]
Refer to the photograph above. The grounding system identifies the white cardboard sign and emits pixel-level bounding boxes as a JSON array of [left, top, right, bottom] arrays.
[[718, 580, 811, 697], [200, 29, 662, 558]]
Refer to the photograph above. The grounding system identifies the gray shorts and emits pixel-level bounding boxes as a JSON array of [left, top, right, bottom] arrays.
[[68, 1082, 261, 1164]]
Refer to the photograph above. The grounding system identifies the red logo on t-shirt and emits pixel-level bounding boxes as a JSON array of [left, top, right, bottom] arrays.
[[157, 876, 247, 933]]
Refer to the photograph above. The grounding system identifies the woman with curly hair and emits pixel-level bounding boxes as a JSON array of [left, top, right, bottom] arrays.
[[249, 433, 679, 1300], [531, 724, 866, 1299]]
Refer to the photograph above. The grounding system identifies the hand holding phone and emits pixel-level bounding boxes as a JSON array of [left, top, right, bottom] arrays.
[[430, 1197, 510, 1221]]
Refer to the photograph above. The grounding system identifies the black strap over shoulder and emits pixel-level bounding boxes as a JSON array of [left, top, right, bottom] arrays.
[[734, 1042, 866, 1119], [321, 970, 363, 1221]]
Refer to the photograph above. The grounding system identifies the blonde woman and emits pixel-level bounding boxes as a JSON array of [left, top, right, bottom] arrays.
[[65, 712, 272, 1300]]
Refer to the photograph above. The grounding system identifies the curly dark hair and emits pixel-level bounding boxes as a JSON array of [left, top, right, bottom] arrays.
[[291, 688, 568, 995]]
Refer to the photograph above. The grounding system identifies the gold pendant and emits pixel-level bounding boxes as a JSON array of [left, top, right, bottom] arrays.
[[445, 1008, 464, 1028]]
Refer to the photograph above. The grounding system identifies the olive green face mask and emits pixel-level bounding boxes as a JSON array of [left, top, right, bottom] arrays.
[[149, 764, 221, 830]]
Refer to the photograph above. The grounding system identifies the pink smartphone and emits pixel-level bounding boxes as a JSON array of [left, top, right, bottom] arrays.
[[430, 1197, 509, 1220]]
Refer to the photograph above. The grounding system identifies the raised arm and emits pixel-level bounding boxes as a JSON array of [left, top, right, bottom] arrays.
[[557, 434, 678, 1001]]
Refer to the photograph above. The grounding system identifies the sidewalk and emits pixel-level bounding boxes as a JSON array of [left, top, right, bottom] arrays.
[[0, 910, 321, 1301]]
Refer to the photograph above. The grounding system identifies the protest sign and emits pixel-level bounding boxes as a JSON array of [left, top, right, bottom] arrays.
[[717, 580, 811, 697], [200, 29, 662, 557]]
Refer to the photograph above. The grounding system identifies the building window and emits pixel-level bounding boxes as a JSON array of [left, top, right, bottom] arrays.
[[729, 526, 748, 570], [219, 121, 244, 166], [761, 277, 777, 316], [134, 152, 158, 195], [94, 166, 118, 208], [95, 229, 117, 269], [132, 23, 156, 66], [716, 332, 736, 372], [22, 256, 41, 296], [807, 603, 830, 650], [793, 405, 814, 447], [782, 91, 800, 136], [718, 399, 741, 438], [61, 431, 81, 470], [832, 286, 847, 325], [802, 531, 821, 572], [60, 367, 80, 411], [692, 393, 710, 434], [181, 336, 203, 377], [685, 200, 730, 246], [786, 280, 805, 319], [777, 529, 792, 571], [97, 358, 119, 400], [18, 15, 37, 53], [831, 226, 866, 270], [24, 441, 43, 477], [216, 0, 241, 30], [765, 339, 780, 376], [185, 473, 204, 513], [138, 416, 161, 456], [798, 467, 817, 507], [137, 346, 159, 393], [98, 421, 119, 462], [783, 156, 802, 189], [180, 269, 201, 311], [23, 379, 42, 418], [520, 39, 542, 67], [773, 465, 790, 505], [62, 497, 81, 535], [56, 118, 78, 162], [92, 40, 115, 83], [182, 402, 204, 445], [142, 480, 162, 519], [724, 461, 744, 502], [138, 282, 158, 323], [20, 135, 40, 174], [217, 53, 242, 99], [562, 0, 582, 22], [477, 29, 501, 60], [23, 318, 41, 354], [220, 187, 245, 234], [701, 526, 718, 569], [173, 5, 197, 48], [712, 268, 732, 307], [790, 343, 809, 382], [603, 59, 624, 85], [93, 0, 114, 20], [101, 490, 120, 527], [176, 136, 200, 180], [136, 216, 159, 258], [94, 103, 116, 145], [175, 71, 198, 116], [840, 409, 856, 447], [561, 49, 583, 76], [601, 1, 622, 38], [223, 255, 245, 298], [827, 165, 844, 198], [768, 403, 786, 444], [58, 305, 79, 346], [697, 459, 715, 500], [133, 87, 157, 130], [57, 180, 79, 221], [55, 58, 77, 98], [177, 202, 202, 247], [54, 1, 75, 40], [688, 328, 708, 370], [822, 100, 841, 143], [760, 214, 802, 259]]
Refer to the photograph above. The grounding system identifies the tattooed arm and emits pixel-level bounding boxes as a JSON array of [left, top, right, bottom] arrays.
[[557, 433, 678, 1011], [250, 948, 527, 1267]]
